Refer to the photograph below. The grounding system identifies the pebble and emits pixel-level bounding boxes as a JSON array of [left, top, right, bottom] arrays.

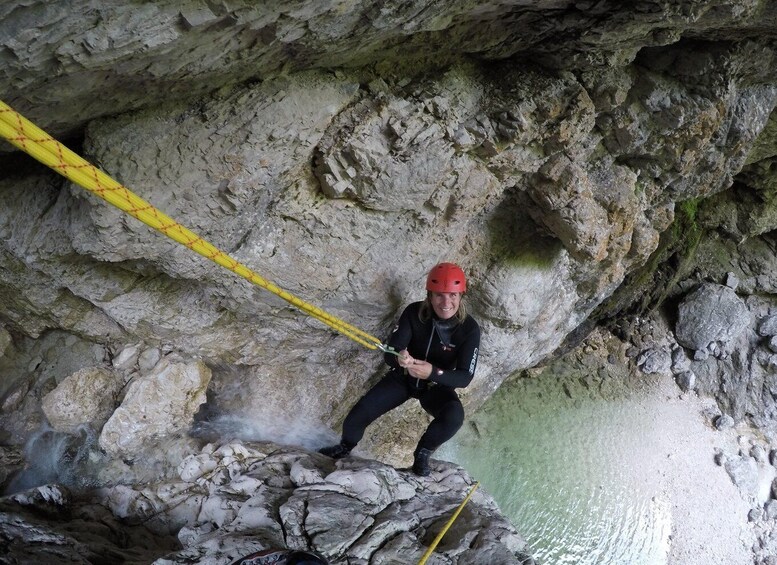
[[715, 414, 735, 431]]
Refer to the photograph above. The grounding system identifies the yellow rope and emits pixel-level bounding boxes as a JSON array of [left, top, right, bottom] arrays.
[[417, 481, 480, 565], [0, 100, 383, 350]]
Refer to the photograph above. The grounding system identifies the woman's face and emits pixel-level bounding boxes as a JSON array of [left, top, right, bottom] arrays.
[[430, 292, 461, 320]]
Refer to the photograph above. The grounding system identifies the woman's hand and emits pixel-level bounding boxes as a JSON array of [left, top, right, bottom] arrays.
[[397, 350, 432, 379], [397, 349, 414, 369], [406, 360, 432, 380]]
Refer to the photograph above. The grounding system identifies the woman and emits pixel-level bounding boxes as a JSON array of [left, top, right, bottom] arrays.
[[319, 262, 481, 476]]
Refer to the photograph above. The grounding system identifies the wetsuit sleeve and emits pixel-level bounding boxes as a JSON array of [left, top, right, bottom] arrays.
[[384, 305, 414, 368], [428, 323, 480, 388]]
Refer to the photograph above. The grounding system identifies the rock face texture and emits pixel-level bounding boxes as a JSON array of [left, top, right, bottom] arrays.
[[0, 441, 535, 564], [2, 0, 777, 473], [675, 283, 750, 351], [5, 5, 777, 562], [41, 366, 121, 434], [98, 357, 211, 458]]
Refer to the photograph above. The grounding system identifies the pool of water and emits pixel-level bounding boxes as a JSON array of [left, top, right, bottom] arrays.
[[439, 372, 751, 564]]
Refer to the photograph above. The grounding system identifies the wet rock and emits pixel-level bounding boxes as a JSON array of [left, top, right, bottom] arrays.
[[41, 367, 121, 433], [41, 441, 531, 564], [98, 358, 211, 459], [675, 283, 750, 352], [1, 380, 30, 414], [0, 484, 176, 562], [0, 445, 23, 489]]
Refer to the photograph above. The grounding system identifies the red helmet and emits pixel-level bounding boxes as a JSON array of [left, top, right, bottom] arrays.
[[426, 262, 467, 293]]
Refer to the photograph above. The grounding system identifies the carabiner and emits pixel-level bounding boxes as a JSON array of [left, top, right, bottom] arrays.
[[377, 343, 401, 356]]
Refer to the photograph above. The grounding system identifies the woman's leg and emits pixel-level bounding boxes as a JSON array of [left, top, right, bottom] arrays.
[[341, 371, 410, 447], [417, 387, 464, 451]]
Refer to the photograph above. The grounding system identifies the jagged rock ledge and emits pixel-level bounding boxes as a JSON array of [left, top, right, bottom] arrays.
[[0, 440, 536, 564]]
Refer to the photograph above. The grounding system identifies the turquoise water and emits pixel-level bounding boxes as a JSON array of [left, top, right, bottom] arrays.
[[439, 375, 673, 565]]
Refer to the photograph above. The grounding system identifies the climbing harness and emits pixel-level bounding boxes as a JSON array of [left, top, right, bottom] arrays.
[[417, 481, 480, 565], [0, 100, 388, 352]]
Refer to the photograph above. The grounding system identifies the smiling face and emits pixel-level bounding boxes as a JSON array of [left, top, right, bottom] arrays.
[[430, 291, 462, 320]]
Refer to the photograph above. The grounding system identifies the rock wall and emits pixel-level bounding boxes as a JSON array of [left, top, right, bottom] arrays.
[[0, 441, 536, 564], [2, 1, 777, 464]]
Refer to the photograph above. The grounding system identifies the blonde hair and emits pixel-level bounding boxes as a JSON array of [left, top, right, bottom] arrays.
[[419, 292, 467, 323]]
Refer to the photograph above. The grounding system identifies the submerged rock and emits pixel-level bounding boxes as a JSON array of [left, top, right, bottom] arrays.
[[0, 441, 535, 564]]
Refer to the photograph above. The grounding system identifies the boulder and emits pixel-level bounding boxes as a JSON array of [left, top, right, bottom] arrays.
[[41, 367, 121, 433], [98, 358, 211, 458], [675, 283, 750, 351]]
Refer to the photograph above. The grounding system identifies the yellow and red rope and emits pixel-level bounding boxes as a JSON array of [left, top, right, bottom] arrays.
[[0, 100, 383, 351]]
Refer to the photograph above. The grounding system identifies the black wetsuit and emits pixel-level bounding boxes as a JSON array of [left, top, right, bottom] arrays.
[[341, 301, 481, 452]]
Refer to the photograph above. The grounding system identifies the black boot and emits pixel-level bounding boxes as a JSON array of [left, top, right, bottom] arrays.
[[318, 441, 352, 459], [413, 447, 434, 476]]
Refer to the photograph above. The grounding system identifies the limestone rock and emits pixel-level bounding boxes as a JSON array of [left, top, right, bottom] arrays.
[[0, 484, 176, 563], [99, 358, 211, 458], [724, 456, 760, 501], [715, 414, 736, 431], [3, 0, 775, 144], [112, 343, 141, 371], [110, 441, 532, 564], [675, 284, 751, 351], [0, 445, 23, 489], [765, 499, 777, 520], [41, 367, 121, 433], [725, 272, 740, 290], [675, 370, 696, 392], [0, 441, 534, 564], [138, 347, 162, 371], [0, 17, 776, 463], [759, 316, 777, 337], [637, 347, 672, 374], [0, 326, 10, 357]]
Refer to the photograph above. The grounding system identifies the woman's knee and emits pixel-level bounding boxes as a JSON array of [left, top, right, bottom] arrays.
[[441, 401, 464, 429]]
